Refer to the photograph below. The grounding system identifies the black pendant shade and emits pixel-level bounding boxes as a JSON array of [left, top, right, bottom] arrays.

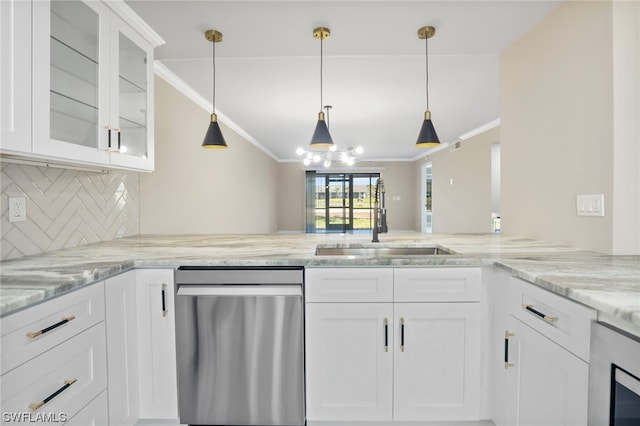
[[415, 110, 440, 147], [310, 111, 334, 148], [202, 113, 227, 149]]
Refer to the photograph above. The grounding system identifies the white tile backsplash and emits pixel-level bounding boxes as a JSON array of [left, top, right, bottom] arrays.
[[1, 162, 139, 260]]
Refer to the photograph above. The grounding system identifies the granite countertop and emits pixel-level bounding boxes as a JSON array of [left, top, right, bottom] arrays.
[[1, 233, 638, 335]]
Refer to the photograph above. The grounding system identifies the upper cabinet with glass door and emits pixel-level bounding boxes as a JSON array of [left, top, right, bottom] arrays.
[[31, 0, 163, 171]]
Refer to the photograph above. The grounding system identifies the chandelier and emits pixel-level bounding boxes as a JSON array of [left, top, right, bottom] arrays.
[[296, 106, 363, 167]]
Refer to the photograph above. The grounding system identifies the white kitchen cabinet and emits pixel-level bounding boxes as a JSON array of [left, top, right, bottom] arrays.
[[503, 317, 590, 426], [105, 271, 140, 425], [136, 269, 178, 421], [1, 0, 32, 153], [305, 267, 482, 424], [27, 0, 158, 171], [305, 303, 393, 421], [393, 302, 481, 421], [491, 275, 595, 426]]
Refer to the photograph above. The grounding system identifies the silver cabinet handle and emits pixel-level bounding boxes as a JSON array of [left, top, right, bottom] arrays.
[[522, 304, 558, 322], [400, 318, 405, 352], [504, 330, 514, 369], [29, 379, 77, 411], [26, 316, 76, 338]]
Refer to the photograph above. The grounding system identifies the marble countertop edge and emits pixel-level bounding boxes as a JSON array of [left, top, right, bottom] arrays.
[[1, 234, 638, 333]]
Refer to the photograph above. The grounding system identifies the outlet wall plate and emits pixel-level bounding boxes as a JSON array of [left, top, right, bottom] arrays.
[[9, 197, 27, 222]]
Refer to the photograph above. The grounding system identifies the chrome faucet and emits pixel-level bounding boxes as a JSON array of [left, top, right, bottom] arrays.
[[372, 178, 388, 242]]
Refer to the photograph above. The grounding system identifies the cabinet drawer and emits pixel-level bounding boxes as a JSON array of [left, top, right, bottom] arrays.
[[394, 268, 481, 302], [305, 268, 393, 302], [0, 323, 107, 420], [1, 282, 105, 375], [509, 277, 596, 361]]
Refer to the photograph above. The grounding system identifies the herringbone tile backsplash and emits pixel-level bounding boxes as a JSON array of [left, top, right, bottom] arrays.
[[1, 163, 139, 260]]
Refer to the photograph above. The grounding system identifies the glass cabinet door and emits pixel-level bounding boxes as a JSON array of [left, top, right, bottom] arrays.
[[49, 0, 100, 148], [117, 32, 148, 159]]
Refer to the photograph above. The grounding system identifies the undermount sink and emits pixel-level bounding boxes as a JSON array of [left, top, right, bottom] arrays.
[[315, 246, 452, 256]]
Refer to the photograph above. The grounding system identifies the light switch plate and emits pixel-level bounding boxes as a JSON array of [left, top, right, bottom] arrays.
[[9, 197, 26, 222], [577, 194, 604, 217]]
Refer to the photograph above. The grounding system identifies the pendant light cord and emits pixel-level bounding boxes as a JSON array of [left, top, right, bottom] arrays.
[[425, 35, 429, 111], [212, 36, 216, 113], [320, 35, 324, 111]]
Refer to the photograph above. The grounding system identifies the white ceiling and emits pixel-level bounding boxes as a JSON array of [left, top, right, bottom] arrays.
[[126, 0, 561, 162]]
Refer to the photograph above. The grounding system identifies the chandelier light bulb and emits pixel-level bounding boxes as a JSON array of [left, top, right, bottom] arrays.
[[296, 147, 305, 156]]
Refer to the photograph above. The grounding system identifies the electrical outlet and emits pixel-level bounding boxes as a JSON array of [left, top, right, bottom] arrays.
[[9, 197, 26, 222], [576, 194, 604, 217]]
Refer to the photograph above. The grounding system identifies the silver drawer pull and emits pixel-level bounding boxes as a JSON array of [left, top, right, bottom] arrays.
[[400, 318, 405, 352], [522, 304, 558, 322], [26, 316, 76, 338], [29, 379, 77, 411]]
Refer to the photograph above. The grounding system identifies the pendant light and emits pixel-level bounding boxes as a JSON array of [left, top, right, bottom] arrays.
[[309, 27, 334, 148], [202, 29, 227, 149], [416, 26, 440, 148]]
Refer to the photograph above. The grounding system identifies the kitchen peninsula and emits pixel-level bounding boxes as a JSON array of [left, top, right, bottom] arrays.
[[1, 233, 638, 334], [1, 232, 639, 426]]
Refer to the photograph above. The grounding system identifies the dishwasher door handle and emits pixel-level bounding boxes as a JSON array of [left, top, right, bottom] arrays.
[[177, 285, 302, 297]]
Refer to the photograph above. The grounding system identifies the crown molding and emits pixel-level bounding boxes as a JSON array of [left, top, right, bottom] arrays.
[[154, 61, 279, 161], [410, 118, 501, 161], [104, 0, 165, 47]]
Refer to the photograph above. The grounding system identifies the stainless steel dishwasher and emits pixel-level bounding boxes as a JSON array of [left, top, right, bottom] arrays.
[[174, 266, 305, 426]]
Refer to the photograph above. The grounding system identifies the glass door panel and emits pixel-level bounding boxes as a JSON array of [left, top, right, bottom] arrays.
[[118, 32, 148, 158], [353, 176, 374, 230], [327, 175, 351, 231], [314, 175, 327, 232], [49, 0, 99, 147]]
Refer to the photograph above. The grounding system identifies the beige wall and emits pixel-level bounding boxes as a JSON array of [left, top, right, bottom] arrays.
[[417, 127, 498, 234], [500, 0, 639, 254], [275, 161, 418, 232], [378, 162, 417, 231], [140, 77, 279, 234], [277, 162, 306, 232]]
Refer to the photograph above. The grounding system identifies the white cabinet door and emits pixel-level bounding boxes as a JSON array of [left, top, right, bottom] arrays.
[[305, 303, 393, 421], [506, 317, 589, 426], [30, 0, 156, 171], [105, 271, 139, 425], [32, 0, 111, 166], [1, 0, 31, 153], [107, 17, 154, 171], [393, 302, 481, 421], [136, 269, 178, 421], [488, 267, 514, 426]]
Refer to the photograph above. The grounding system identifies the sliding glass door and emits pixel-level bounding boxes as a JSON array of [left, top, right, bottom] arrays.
[[306, 172, 379, 233]]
